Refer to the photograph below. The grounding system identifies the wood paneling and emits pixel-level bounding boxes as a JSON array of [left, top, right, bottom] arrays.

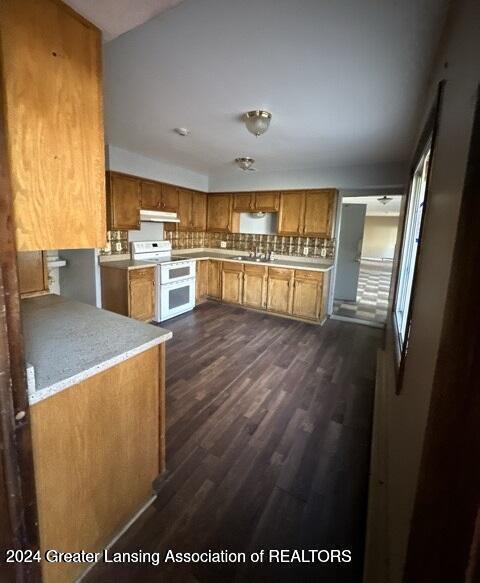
[[207, 259, 221, 299], [303, 190, 336, 237], [266, 267, 294, 314], [255, 191, 280, 212], [233, 193, 254, 212], [107, 172, 140, 231], [1, 0, 106, 251], [128, 268, 155, 321], [196, 260, 208, 304], [278, 191, 305, 235], [84, 302, 381, 583], [222, 263, 244, 305], [31, 347, 161, 583], [243, 264, 267, 309], [101, 265, 155, 321], [17, 251, 48, 297], [140, 180, 162, 210]]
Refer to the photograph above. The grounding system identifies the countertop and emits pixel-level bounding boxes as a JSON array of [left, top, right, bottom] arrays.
[[99, 259, 156, 270], [22, 295, 172, 405], [175, 250, 334, 272]]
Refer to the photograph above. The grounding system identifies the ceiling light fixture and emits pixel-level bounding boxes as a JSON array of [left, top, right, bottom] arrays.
[[174, 127, 190, 136], [378, 195, 393, 205], [235, 157, 257, 171], [243, 110, 272, 137]]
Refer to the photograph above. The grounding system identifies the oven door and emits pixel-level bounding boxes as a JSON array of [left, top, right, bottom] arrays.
[[160, 278, 195, 321], [160, 261, 195, 284]]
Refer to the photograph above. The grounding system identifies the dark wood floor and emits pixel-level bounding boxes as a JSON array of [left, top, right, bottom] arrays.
[[86, 302, 382, 583]]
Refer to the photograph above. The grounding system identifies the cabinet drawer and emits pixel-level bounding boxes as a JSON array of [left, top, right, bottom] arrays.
[[295, 269, 323, 281], [129, 268, 155, 280], [244, 264, 267, 275], [268, 267, 294, 278], [222, 261, 244, 272]]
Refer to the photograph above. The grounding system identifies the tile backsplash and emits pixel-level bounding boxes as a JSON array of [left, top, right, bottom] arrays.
[[165, 230, 335, 259], [100, 229, 335, 259]]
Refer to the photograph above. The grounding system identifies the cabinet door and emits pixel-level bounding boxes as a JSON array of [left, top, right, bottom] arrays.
[[243, 266, 267, 309], [254, 191, 280, 212], [196, 260, 208, 304], [140, 181, 162, 210], [278, 192, 305, 235], [191, 193, 207, 231], [207, 260, 221, 299], [303, 190, 336, 237], [2, 0, 106, 251], [161, 184, 179, 212], [108, 173, 140, 231], [266, 268, 293, 314], [207, 195, 232, 232], [222, 269, 244, 305], [17, 251, 48, 296], [233, 193, 254, 212], [129, 269, 155, 321], [292, 278, 322, 320], [178, 189, 193, 230]]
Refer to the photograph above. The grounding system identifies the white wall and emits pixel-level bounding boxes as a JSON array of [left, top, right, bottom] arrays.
[[209, 161, 406, 193], [107, 145, 208, 191], [60, 249, 101, 308], [361, 216, 399, 259]]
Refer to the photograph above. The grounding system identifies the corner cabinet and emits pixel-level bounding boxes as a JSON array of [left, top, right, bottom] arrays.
[[1, 0, 106, 251], [101, 265, 155, 322], [107, 172, 141, 231], [278, 189, 337, 237]]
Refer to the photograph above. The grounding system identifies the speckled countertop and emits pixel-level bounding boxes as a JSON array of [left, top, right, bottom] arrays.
[[99, 259, 156, 270], [174, 249, 334, 272], [22, 295, 172, 405]]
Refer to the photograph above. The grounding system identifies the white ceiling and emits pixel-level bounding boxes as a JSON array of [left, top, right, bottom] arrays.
[[100, 0, 447, 175], [343, 195, 402, 216], [64, 0, 185, 41]]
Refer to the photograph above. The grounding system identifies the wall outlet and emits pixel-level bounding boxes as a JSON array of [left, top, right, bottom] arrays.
[[321, 247, 327, 258], [303, 247, 309, 256], [220, 241, 227, 248]]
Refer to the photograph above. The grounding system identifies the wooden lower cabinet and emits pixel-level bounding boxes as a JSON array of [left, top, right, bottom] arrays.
[[196, 260, 208, 304], [17, 251, 49, 297], [243, 264, 267, 309], [266, 267, 294, 315], [31, 345, 165, 583], [101, 265, 155, 321], [207, 259, 222, 299], [292, 270, 323, 320], [221, 262, 244, 304]]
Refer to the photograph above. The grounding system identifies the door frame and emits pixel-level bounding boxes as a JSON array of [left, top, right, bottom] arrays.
[[0, 46, 41, 582]]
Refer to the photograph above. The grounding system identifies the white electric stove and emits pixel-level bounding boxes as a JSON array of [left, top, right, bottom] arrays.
[[131, 241, 196, 322]]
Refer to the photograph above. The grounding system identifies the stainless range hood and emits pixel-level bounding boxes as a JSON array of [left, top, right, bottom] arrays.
[[140, 209, 180, 223]]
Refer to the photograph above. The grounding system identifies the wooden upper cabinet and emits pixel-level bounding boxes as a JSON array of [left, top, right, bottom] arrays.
[[233, 193, 255, 212], [266, 267, 294, 315], [255, 191, 280, 212], [191, 193, 207, 231], [128, 269, 155, 321], [278, 191, 305, 236], [178, 189, 193, 230], [107, 172, 141, 231], [207, 195, 234, 232], [17, 251, 49, 297], [1, 0, 106, 251], [303, 190, 336, 237], [140, 181, 162, 210], [161, 184, 179, 212]]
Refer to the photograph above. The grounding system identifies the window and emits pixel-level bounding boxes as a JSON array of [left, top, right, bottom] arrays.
[[395, 142, 431, 349]]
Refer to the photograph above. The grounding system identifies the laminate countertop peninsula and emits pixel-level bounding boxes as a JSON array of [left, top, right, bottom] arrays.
[[174, 249, 335, 272], [22, 294, 171, 405]]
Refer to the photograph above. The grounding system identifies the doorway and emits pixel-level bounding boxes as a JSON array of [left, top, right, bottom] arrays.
[[332, 195, 402, 326]]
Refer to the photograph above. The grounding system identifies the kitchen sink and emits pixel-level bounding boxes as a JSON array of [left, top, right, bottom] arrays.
[[232, 256, 269, 262]]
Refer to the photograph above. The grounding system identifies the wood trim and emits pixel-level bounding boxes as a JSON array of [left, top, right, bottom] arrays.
[[403, 86, 480, 583], [394, 81, 445, 394], [158, 343, 166, 474], [0, 32, 40, 580]]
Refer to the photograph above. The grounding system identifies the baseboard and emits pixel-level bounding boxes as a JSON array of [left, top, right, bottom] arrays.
[[330, 314, 385, 329]]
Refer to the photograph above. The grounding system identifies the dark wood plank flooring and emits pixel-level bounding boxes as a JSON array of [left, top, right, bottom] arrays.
[[86, 302, 382, 583]]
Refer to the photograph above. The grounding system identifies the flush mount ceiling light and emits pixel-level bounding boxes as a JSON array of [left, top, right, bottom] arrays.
[[235, 157, 257, 172], [174, 127, 190, 136], [378, 195, 393, 205], [243, 110, 272, 137]]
